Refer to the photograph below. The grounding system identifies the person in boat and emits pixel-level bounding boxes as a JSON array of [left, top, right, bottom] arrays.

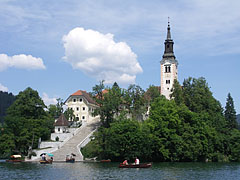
[[42, 154, 46, 161], [123, 159, 128, 165], [135, 157, 139, 165]]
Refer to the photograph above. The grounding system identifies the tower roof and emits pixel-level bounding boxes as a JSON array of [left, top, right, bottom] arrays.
[[162, 18, 176, 61], [54, 114, 69, 127]]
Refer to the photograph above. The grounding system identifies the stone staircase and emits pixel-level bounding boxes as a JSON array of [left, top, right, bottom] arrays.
[[52, 118, 100, 162]]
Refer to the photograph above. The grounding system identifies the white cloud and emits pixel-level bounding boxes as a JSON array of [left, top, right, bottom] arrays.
[[42, 92, 57, 106], [0, 54, 46, 71], [0, 83, 8, 92], [62, 27, 143, 85]]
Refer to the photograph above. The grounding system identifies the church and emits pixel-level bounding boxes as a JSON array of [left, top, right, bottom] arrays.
[[160, 20, 178, 99]]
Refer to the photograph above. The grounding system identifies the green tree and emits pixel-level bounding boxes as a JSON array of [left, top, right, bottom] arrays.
[[64, 108, 76, 121], [123, 84, 146, 120], [0, 129, 15, 158], [47, 98, 64, 119], [224, 93, 237, 129], [0, 91, 15, 124], [144, 85, 161, 105], [88, 118, 151, 161], [92, 81, 123, 128], [47, 104, 59, 119], [148, 96, 218, 162], [3, 87, 53, 154], [170, 79, 184, 105], [182, 77, 225, 129]]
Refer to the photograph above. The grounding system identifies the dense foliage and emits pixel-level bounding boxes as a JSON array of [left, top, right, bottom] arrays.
[[82, 77, 240, 162], [0, 91, 15, 124], [0, 87, 53, 157]]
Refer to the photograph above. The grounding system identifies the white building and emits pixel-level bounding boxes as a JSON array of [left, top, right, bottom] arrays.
[[54, 114, 69, 133], [65, 90, 98, 125], [160, 21, 178, 99]]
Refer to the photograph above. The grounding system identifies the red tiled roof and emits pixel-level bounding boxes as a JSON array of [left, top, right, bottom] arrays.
[[54, 114, 69, 126], [72, 90, 85, 96], [68, 90, 96, 105], [102, 89, 109, 94]]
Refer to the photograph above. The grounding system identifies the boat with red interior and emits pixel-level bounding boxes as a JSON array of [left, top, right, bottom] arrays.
[[6, 155, 24, 162], [119, 163, 152, 168]]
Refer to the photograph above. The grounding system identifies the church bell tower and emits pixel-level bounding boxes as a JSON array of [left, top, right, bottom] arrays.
[[160, 20, 178, 99]]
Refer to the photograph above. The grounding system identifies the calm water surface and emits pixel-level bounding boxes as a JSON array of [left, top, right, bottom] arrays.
[[0, 160, 240, 180]]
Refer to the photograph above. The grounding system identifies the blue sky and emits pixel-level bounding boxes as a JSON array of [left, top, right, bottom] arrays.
[[0, 0, 239, 113]]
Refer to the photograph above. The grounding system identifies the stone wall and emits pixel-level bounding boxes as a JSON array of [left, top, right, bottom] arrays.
[[39, 141, 62, 149]]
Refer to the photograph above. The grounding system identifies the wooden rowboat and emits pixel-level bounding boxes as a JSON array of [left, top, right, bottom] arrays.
[[39, 159, 52, 164], [6, 155, 24, 162], [6, 159, 24, 162], [119, 163, 152, 168], [66, 158, 75, 163], [100, 159, 111, 163]]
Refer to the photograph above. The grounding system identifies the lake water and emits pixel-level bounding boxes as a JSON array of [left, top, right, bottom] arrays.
[[0, 160, 240, 180]]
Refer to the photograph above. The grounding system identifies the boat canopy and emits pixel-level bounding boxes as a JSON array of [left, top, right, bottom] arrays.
[[11, 155, 22, 158]]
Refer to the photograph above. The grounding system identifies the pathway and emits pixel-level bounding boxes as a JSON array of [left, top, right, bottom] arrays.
[[52, 118, 100, 162]]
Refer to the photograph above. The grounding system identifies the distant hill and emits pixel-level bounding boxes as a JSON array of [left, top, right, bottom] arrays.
[[0, 91, 15, 124], [237, 114, 240, 129]]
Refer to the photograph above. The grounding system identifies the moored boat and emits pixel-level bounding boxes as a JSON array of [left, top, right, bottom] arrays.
[[66, 158, 75, 163], [6, 155, 24, 162], [100, 159, 111, 163], [39, 159, 53, 164], [39, 153, 53, 164], [119, 163, 152, 168], [66, 154, 75, 163]]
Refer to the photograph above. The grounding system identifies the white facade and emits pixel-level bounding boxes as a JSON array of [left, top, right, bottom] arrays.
[[65, 90, 98, 125], [54, 126, 68, 134], [160, 60, 178, 99]]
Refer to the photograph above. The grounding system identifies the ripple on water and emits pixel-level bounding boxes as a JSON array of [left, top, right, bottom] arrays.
[[1, 162, 240, 180]]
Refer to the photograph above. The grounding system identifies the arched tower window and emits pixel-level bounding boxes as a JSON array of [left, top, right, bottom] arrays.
[[165, 66, 171, 73]]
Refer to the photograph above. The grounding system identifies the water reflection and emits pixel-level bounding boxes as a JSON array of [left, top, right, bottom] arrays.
[[0, 162, 240, 180]]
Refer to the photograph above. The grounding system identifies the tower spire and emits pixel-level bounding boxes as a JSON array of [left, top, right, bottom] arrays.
[[163, 17, 175, 59], [167, 17, 171, 40]]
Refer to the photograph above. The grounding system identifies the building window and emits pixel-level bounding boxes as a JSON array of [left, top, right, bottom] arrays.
[[89, 107, 91, 112], [82, 116, 85, 120], [58, 128, 60, 132], [165, 66, 171, 73], [80, 98, 82, 102], [83, 107, 86, 111], [76, 107, 79, 111], [166, 80, 170, 84], [76, 117, 79, 121], [73, 98, 76, 102]]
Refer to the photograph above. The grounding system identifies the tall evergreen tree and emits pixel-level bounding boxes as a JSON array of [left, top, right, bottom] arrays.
[[224, 93, 237, 129]]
